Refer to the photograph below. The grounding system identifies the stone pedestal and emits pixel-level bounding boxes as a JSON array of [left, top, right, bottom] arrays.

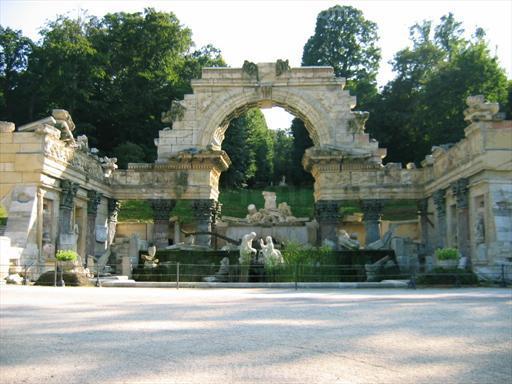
[[191, 199, 218, 247], [433, 189, 447, 249], [86, 190, 102, 263], [452, 178, 471, 265], [149, 199, 176, 249], [361, 199, 384, 245], [315, 200, 340, 245]]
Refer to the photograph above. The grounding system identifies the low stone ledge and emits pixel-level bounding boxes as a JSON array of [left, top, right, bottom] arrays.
[[100, 281, 409, 289]]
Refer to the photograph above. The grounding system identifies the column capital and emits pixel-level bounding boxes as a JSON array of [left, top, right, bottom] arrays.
[[360, 199, 384, 221], [150, 199, 176, 221], [59, 179, 79, 209], [191, 199, 217, 222], [432, 189, 446, 216], [314, 200, 340, 222], [87, 190, 102, 215], [416, 198, 429, 216], [451, 178, 469, 209]]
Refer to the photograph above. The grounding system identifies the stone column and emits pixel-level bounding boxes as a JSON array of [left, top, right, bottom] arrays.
[[58, 180, 79, 250], [432, 189, 447, 248], [417, 198, 433, 254], [211, 201, 222, 249], [149, 199, 175, 249], [191, 199, 217, 247], [361, 199, 384, 245], [315, 200, 340, 246], [451, 178, 471, 265], [86, 190, 102, 262], [107, 199, 121, 247]]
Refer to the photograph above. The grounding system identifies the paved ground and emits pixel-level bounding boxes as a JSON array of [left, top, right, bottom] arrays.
[[0, 286, 511, 384]]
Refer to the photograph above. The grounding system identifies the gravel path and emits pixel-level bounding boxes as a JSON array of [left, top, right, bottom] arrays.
[[1, 286, 511, 384]]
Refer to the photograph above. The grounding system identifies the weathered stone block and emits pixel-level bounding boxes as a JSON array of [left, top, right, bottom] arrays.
[[20, 143, 43, 153], [0, 172, 22, 183], [0, 163, 15, 172], [14, 154, 43, 171], [0, 143, 20, 153], [12, 132, 41, 144]]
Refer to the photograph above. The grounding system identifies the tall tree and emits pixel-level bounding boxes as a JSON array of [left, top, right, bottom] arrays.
[[271, 129, 293, 184], [1, 9, 225, 165], [368, 14, 509, 164], [302, 5, 381, 108], [0, 27, 33, 122], [289, 118, 314, 186], [220, 109, 274, 188]]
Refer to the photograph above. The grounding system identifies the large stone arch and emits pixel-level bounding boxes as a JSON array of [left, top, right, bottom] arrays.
[[197, 87, 329, 148], [155, 61, 383, 163]]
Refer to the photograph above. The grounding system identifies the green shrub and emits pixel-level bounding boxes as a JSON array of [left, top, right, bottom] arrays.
[[56, 249, 78, 262], [35, 271, 92, 286], [435, 248, 459, 260]]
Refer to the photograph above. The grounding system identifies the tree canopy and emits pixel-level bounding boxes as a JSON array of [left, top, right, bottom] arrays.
[[1, 7, 509, 182], [302, 5, 381, 108], [367, 13, 509, 164], [0, 8, 225, 165]]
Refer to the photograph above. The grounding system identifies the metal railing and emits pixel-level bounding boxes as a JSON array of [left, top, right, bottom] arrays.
[[1, 262, 510, 288]]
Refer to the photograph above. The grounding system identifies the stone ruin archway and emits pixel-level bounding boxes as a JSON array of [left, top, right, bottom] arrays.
[[153, 61, 386, 195], [112, 61, 423, 246], [156, 61, 384, 164]]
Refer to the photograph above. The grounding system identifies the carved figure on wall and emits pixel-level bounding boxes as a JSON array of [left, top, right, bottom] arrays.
[[348, 111, 370, 134], [52, 109, 76, 146], [259, 236, 284, 267], [242, 60, 258, 79], [276, 59, 291, 76], [100, 156, 118, 178], [463, 95, 500, 123], [76, 135, 89, 152], [475, 211, 485, 245]]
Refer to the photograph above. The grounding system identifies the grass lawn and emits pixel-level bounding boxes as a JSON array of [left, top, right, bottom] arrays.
[[118, 187, 418, 223]]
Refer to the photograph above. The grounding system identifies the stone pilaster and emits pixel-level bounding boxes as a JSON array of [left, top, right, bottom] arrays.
[[59, 179, 79, 235], [57, 180, 79, 252], [361, 199, 384, 245], [191, 199, 217, 247], [86, 190, 102, 262], [417, 198, 433, 255], [107, 199, 121, 246], [314, 200, 340, 245], [451, 178, 471, 264], [150, 199, 176, 249], [432, 189, 447, 248]]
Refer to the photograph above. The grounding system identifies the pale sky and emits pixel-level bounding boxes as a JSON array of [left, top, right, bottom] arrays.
[[1, 0, 511, 129]]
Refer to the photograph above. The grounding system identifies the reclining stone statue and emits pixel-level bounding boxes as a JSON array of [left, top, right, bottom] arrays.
[[337, 229, 360, 250]]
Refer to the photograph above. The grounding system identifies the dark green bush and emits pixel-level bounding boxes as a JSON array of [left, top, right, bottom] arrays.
[[35, 271, 92, 286], [417, 267, 478, 285]]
